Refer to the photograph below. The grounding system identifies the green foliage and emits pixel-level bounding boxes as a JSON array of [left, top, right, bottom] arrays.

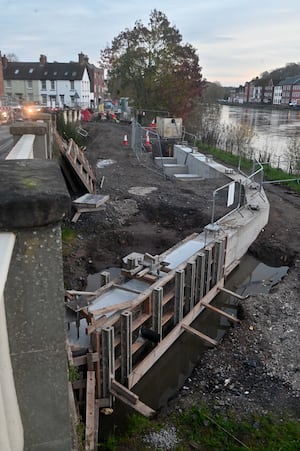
[[102, 405, 300, 450], [56, 112, 85, 147], [258, 62, 300, 84], [61, 227, 77, 244], [75, 417, 86, 451], [100, 9, 204, 119], [68, 365, 80, 383], [189, 140, 300, 193]]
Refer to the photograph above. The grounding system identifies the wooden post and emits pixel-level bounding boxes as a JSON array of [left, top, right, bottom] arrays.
[[174, 269, 184, 324], [100, 271, 110, 287], [216, 237, 226, 281], [186, 261, 196, 312], [152, 287, 163, 341], [205, 246, 213, 295], [195, 252, 206, 302], [101, 326, 115, 400], [95, 331, 102, 399], [85, 371, 95, 451], [120, 311, 132, 384]]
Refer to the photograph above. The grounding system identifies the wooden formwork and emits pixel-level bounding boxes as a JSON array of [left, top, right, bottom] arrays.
[[67, 235, 240, 447]]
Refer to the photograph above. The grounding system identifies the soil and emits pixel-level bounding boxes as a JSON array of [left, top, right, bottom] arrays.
[[62, 120, 300, 422]]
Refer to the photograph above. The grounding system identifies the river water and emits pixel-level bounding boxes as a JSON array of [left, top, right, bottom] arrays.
[[219, 104, 300, 170]]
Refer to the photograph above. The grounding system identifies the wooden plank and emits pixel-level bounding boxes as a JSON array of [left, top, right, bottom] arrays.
[[201, 300, 240, 323], [181, 324, 218, 346], [85, 371, 95, 451], [72, 352, 99, 367], [219, 287, 248, 300], [110, 379, 155, 417], [110, 379, 138, 404], [127, 278, 224, 389], [90, 299, 137, 317], [73, 194, 109, 208]]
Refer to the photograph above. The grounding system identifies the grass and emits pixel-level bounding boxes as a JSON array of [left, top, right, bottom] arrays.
[[194, 143, 300, 193], [62, 226, 77, 244], [102, 406, 300, 450]]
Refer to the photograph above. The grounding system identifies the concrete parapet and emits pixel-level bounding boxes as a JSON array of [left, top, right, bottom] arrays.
[[1, 159, 72, 451], [10, 121, 49, 159]]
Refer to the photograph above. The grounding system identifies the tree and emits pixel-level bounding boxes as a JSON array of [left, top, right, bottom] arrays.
[[6, 53, 18, 62], [201, 81, 225, 103], [100, 10, 205, 119]]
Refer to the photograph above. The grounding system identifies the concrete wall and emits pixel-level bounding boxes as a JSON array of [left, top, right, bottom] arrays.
[[0, 159, 72, 451], [174, 145, 225, 178]]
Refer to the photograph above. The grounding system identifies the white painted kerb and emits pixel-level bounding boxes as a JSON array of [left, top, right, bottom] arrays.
[[0, 233, 24, 451]]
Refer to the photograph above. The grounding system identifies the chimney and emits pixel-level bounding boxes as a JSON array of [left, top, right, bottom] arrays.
[[78, 52, 89, 65], [2, 53, 8, 69], [39, 54, 47, 65]]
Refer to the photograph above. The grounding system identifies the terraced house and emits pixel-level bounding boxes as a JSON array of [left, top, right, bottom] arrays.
[[2, 53, 105, 109]]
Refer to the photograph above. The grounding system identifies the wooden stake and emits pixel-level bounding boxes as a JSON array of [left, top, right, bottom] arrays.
[[181, 324, 218, 346]]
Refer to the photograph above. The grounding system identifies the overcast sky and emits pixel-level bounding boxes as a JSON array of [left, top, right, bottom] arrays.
[[1, 0, 300, 86]]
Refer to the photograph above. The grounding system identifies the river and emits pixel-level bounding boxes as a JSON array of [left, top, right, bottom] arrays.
[[219, 104, 300, 170]]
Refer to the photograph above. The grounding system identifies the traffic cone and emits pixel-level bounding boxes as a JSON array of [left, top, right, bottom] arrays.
[[145, 130, 152, 149], [123, 133, 129, 146]]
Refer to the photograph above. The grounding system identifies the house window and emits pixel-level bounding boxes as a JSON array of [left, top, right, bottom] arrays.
[[5, 80, 12, 89], [50, 80, 55, 90], [60, 94, 65, 106], [29, 68, 34, 74], [41, 94, 47, 105], [70, 80, 75, 90], [41, 80, 46, 90], [27, 80, 33, 89], [27, 93, 33, 101]]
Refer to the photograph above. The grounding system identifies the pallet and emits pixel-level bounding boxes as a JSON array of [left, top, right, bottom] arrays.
[[54, 130, 96, 194]]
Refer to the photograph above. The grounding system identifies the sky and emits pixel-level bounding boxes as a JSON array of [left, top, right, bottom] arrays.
[[1, 0, 300, 86]]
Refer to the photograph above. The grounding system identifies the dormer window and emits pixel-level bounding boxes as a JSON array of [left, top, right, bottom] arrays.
[[14, 69, 19, 74], [64, 71, 68, 76], [72, 71, 77, 76], [29, 68, 34, 73]]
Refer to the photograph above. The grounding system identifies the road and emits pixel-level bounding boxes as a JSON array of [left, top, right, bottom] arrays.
[[0, 124, 14, 159]]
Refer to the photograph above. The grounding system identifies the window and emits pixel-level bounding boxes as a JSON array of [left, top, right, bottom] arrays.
[[29, 68, 34, 74], [70, 80, 75, 90], [27, 80, 33, 89], [41, 80, 46, 90], [27, 93, 33, 101], [50, 80, 55, 90], [41, 94, 47, 105], [14, 69, 19, 74], [5, 80, 12, 89]]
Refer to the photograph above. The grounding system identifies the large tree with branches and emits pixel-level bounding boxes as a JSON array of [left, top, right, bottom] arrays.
[[100, 10, 205, 119]]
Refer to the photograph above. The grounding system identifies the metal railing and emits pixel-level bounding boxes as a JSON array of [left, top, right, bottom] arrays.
[[131, 119, 166, 179]]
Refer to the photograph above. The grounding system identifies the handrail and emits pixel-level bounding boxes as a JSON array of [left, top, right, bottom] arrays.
[[0, 233, 24, 451]]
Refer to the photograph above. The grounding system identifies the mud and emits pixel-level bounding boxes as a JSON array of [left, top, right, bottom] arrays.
[[62, 120, 300, 421]]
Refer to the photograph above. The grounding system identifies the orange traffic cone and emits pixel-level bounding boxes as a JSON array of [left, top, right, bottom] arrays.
[[123, 133, 129, 146], [145, 130, 151, 149]]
